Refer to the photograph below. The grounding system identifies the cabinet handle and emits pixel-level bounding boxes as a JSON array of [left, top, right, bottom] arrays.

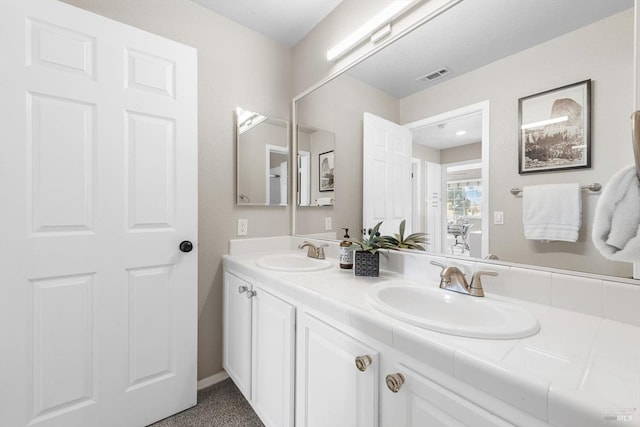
[[355, 355, 372, 372], [385, 373, 405, 393], [238, 285, 248, 294], [246, 290, 257, 299]]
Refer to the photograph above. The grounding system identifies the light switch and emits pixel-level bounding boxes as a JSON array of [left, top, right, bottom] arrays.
[[494, 211, 504, 225], [325, 217, 332, 231]]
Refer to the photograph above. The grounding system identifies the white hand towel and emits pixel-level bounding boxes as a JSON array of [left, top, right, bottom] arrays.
[[316, 197, 334, 206], [592, 165, 640, 261], [523, 183, 581, 242]]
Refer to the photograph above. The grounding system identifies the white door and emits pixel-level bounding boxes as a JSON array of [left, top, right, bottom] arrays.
[[363, 112, 413, 236], [425, 161, 443, 252], [223, 273, 253, 401], [251, 285, 296, 427], [296, 313, 378, 427], [0, 2, 198, 426]]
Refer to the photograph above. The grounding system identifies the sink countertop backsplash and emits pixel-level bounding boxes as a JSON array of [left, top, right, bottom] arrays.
[[226, 236, 640, 426]]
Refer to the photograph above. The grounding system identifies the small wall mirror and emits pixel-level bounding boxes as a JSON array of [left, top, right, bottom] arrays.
[[297, 125, 336, 207], [236, 107, 289, 206]]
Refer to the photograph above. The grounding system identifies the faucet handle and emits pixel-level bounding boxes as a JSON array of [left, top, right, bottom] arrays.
[[469, 270, 498, 297], [430, 261, 447, 271], [317, 244, 328, 259]]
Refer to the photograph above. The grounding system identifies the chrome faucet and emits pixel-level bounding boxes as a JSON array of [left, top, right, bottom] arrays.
[[430, 261, 497, 297], [298, 241, 327, 259]]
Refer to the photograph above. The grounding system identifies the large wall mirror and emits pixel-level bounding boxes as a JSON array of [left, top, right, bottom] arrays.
[[293, 0, 636, 278], [236, 107, 289, 206]]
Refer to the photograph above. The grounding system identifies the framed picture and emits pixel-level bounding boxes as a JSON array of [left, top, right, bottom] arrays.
[[518, 80, 591, 174], [319, 150, 334, 192]]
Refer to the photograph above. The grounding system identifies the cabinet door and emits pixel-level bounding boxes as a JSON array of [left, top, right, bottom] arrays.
[[296, 313, 378, 427], [251, 285, 295, 427], [223, 272, 252, 400], [381, 364, 512, 427]]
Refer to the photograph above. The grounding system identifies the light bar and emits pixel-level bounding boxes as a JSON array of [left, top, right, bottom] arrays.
[[326, 0, 421, 62]]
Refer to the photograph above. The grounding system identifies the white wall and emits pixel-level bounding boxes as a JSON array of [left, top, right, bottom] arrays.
[[60, 0, 293, 380]]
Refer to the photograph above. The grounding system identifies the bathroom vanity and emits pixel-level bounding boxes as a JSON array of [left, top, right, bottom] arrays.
[[223, 237, 640, 427]]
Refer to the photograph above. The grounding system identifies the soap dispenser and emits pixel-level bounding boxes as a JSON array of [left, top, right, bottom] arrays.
[[339, 228, 353, 269]]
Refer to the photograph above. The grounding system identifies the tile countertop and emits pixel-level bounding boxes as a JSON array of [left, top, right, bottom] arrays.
[[223, 251, 640, 427]]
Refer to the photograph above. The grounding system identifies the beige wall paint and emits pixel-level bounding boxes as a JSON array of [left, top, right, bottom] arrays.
[[412, 143, 441, 163], [60, 0, 293, 380], [400, 10, 634, 276], [441, 142, 482, 165], [296, 74, 399, 237]]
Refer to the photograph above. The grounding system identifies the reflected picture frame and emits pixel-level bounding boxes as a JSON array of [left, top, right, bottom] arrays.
[[319, 150, 334, 192], [518, 79, 591, 174]]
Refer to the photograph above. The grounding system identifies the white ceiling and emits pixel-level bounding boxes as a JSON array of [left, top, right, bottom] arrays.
[[412, 112, 482, 150], [348, 0, 633, 99], [190, 0, 343, 47]]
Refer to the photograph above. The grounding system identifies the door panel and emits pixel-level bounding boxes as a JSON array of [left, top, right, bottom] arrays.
[[363, 112, 413, 236], [252, 285, 295, 427], [0, 1, 197, 426], [296, 313, 378, 427], [223, 272, 253, 400]]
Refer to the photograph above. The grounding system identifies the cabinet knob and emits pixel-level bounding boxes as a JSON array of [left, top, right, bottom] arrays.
[[238, 285, 248, 294], [246, 290, 257, 299], [355, 355, 372, 372], [385, 373, 405, 393]]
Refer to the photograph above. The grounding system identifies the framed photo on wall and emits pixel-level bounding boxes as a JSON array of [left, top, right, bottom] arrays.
[[518, 79, 591, 174], [319, 150, 334, 192]]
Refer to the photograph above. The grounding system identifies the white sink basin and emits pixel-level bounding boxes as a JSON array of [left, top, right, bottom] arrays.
[[256, 253, 333, 272], [367, 280, 539, 339]]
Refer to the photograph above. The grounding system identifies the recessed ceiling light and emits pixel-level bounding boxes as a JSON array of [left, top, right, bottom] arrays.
[[456, 130, 467, 136]]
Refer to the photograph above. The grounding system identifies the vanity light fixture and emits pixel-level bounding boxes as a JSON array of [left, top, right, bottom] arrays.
[[326, 0, 421, 62]]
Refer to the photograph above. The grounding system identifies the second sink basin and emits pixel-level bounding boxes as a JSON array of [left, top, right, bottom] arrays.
[[256, 253, 333, 272], [367, 280, 540, 339]]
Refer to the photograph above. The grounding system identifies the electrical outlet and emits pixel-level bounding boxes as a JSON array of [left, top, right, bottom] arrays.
[[237, 218, 248, 236], [325, 217, 332, 231], [494, 211, 504, 225]]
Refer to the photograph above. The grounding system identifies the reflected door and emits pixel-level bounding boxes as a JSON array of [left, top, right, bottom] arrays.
[[0, 1, 197, 426], [363, 113, 413, 236]]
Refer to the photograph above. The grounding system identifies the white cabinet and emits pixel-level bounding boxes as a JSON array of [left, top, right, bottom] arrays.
[[296, 312, 379, 427], [380, 363, 513, 427], [222, 272, 295, 427], [223, 272, 253, 400], [251, 282, 295, 427]]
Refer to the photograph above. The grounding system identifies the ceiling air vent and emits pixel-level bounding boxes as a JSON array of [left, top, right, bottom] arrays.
[[416, 67, 452, 84]]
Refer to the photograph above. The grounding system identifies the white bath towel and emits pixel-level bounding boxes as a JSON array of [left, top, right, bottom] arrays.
[[316, 197, 334, 206], [523, 183, 581, 242], [592, 165, 640, 261]]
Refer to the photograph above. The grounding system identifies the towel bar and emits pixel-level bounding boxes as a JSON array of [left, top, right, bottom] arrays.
[[510, 183, 602, 196]]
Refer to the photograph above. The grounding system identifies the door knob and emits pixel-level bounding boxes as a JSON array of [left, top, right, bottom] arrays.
[[385, 373, 405, 393], [355, 355, 372, 372], [238, 286, 248, 294], [246, 290, 257, 299], [179, 241, 193, 253]]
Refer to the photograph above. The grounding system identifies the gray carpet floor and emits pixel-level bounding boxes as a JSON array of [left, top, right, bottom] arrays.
[[149, 379, 264, 427]]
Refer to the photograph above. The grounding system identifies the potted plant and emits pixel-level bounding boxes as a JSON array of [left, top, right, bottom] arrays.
[[350, 221, 396, 277], [381, 219, 428, 251]]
